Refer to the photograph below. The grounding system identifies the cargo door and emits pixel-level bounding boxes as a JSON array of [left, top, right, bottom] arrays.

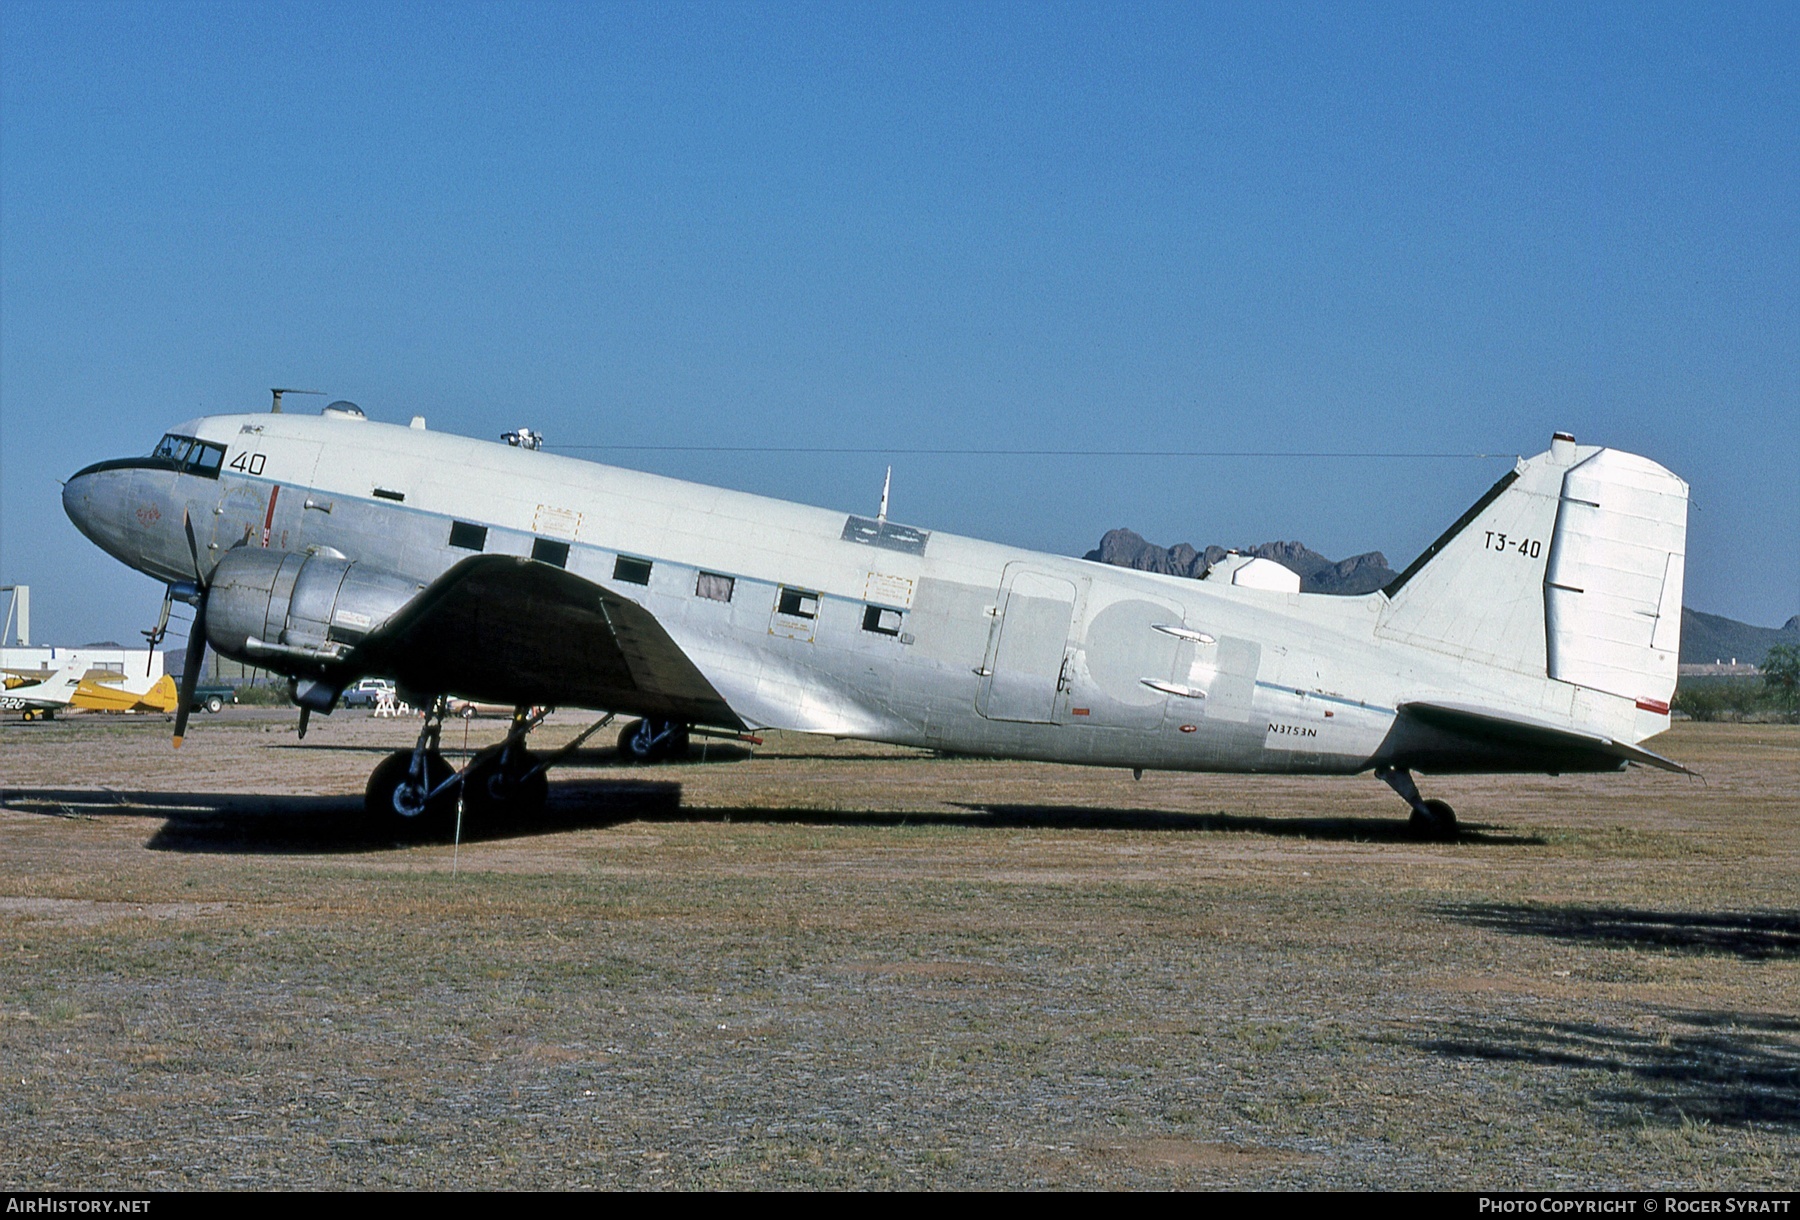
[[977, 567, 1077, 723]]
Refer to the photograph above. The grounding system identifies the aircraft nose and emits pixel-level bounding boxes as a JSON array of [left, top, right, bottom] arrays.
[[62, 461, 136, 560]]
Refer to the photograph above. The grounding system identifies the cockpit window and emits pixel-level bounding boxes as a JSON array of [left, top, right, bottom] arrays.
[[149, 434, 227, 478], [152, 434, 193, 462], [190, 442, 225, 474]]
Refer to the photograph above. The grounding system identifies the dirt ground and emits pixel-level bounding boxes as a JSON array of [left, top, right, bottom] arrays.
[[1, 709, 1795, 1189]]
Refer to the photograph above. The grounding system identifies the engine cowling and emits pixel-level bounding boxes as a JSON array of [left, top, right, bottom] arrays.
[[205, 548, 423, 671]]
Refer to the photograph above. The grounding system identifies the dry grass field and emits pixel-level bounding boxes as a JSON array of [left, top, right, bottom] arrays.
[[1, 709, 1795, 1190]]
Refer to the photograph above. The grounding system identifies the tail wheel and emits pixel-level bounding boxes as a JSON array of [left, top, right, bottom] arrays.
[[366, 749, 457, 837], [1408, 798, 1458, 841]]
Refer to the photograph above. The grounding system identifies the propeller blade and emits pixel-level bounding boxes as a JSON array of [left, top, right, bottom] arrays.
[[182, 511, 205, 584], [173, 595, 207, 749]]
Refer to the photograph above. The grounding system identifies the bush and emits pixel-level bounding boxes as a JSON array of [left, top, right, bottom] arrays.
[[231, 682, 290, 706], [1672, 676, 1794, 723], [1764, 644, 1800, 714]]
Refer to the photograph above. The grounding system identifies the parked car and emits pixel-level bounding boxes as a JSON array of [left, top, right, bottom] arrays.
[[189, 684, 237, 714], [450, 699, 518, 719], [341, 678, 396, 709]]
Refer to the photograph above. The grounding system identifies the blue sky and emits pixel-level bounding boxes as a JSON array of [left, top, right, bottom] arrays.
[[3, 1, 1796, 647]]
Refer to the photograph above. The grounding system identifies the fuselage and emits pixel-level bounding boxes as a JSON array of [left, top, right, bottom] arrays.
[[62, 409, 1634, 775]]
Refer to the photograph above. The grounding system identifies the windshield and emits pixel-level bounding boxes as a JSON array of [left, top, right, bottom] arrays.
[[149, 433, 228, 478], [151, 434, 194, 462]]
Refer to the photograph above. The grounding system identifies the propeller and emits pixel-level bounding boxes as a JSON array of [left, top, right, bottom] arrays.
[[173, 512, 210, 749]]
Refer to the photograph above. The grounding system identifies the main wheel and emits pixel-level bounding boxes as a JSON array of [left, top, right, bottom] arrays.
[[365, 749, 457, 837], [1408, 798, 1458, 841], [461, 749, 549, 818]]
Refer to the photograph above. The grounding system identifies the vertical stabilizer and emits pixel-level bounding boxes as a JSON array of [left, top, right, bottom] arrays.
[[12, 652, 91, 707], [1543, 448, 1688, 720], [1378, 435, 1688, 745], [1376, 440, 1573, 676]]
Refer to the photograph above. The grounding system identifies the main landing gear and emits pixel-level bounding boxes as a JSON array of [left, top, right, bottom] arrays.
[[1376, 766, 1458, 841], [364, 699, 617, 838]]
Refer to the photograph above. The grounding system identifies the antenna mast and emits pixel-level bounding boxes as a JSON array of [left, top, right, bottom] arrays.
[[270, 388, 325, 414]]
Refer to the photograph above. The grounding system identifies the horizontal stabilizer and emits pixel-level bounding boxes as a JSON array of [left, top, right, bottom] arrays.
[[1397, 701, 1693, 775]]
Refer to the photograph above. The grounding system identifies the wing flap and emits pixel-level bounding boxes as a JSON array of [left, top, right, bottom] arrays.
[[358, 555, 742, 728]]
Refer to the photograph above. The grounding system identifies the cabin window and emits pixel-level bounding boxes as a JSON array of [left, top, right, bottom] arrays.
[[696, 572, 734, 602], [373, 487, 405, 502], [532, 538, 570, 568], [777, 587, 820, 619], [862, 606, 902, 636], [448, 521, 488, 551], [614, 556, 652, 585]]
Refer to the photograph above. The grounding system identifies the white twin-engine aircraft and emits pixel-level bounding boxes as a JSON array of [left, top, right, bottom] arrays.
[[63, 400, 1691, 838]]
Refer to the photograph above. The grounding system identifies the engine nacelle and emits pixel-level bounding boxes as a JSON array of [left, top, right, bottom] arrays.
[[205, 548, 423, 671]]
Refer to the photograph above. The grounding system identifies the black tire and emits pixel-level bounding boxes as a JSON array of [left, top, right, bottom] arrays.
[[1409, 798, 1458, 841], [461, 749, 549, 819], [365, 749, 457, 837], [619, 718, 690, 764], [619, 718, 652, 762], [205, 695, 224, 714]]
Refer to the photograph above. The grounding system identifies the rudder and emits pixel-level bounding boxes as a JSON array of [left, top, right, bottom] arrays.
[[1543, 447, 1688, 726]]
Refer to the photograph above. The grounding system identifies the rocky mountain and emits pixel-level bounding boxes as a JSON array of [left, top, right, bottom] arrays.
[[1085, 530, 1797, 665], [1680, 609, 1800, 668], [1084, 530, 1396, 595]]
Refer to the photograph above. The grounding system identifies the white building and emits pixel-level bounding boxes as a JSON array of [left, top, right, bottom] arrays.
[[1, 646, 166, 680]]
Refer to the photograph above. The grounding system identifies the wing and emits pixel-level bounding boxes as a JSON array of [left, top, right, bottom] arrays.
[[1376, 700, 1693, 776], [355, 555, 743, 729]]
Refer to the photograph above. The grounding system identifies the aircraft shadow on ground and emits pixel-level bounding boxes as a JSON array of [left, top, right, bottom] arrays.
[[954, 803, 1543, 843], [0, 782, 684, 855], [3, 785, 1540, 852], [1441, 901, 1800, 961], [1407, 1012, 1800, 1129], [622, 801, 1541, 844]]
